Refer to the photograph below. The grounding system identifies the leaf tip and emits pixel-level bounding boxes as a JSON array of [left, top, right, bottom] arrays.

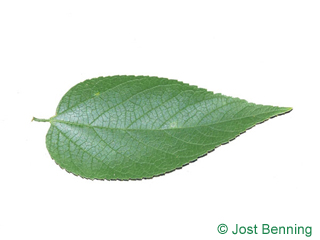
[[283, 107, 293, 114]]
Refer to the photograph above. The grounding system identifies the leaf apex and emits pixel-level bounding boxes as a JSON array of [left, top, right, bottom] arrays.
[[281, 107, 293, 114]]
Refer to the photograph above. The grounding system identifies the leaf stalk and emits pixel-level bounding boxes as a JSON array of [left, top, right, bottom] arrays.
[[32, 117, 50, 122]]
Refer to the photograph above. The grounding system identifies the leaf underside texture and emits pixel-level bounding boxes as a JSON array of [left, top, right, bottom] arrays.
[[42, 76, 291, 180]]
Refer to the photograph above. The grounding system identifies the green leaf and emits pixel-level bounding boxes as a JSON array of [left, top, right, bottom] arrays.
[[33, 76, 291, 180]]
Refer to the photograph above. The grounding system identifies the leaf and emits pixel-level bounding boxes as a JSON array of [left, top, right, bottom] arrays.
[[33, 76, 291, 180]]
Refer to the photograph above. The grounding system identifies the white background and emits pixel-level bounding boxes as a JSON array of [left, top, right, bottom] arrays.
[[0, 1, 319, 239]]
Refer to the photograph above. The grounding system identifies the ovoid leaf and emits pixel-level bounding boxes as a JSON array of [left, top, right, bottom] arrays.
[[33, 76, 291, 180]]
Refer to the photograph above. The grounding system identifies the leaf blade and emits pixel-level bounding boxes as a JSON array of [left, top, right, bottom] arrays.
[[42, 76, 291, 180]]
